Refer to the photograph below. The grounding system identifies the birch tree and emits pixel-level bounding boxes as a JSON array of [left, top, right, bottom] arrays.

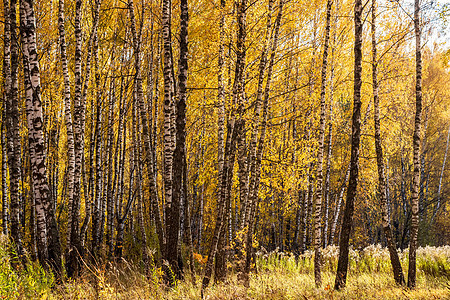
[[20, 0, 62, 270], [313, 0, 332, 287], [172, 0, 189, 279], [5, 0, 25, 262], [335, 0, 363, 289], [371, 0, 405, 285], [408, 0, 423, 289], [57, 0, 75, 256], [2, 0, 11, 238]]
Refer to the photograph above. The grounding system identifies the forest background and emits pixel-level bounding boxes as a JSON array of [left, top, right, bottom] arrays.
[[0, 0, 449, 298]]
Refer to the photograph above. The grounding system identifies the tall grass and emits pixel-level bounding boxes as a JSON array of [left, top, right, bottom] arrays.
[[257, 244, 450, 280], [0, 236, 448, 299]]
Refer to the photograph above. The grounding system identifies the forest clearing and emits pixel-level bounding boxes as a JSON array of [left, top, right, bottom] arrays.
[[0, 0, 449, 297]]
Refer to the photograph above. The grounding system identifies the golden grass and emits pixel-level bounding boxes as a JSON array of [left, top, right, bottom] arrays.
[[44, 266, 449, 300], [1, 237, 448, 300]]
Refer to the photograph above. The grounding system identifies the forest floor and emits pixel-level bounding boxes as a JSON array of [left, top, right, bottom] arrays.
[[1, 240, 449, 299], [51, 267, 449, 300]]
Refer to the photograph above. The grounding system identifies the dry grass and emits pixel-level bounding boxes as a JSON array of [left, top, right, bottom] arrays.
[[1, 237, 449, 299], [47, 259, 449, 300]]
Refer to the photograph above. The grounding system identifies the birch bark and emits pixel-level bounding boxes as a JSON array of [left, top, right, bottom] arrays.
[[5, 0, 25, 261], [371, 0, 405, 285], [334, 0, 363, 289], [408, 0, 423, 288], [20, 0, 62, 270], [313, 0, 332, 287]]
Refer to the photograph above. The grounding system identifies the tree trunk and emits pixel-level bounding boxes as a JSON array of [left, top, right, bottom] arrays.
[[334, 0, 363, 290], [323, 0, 339, 250], [57, 0, 75, 255], [322, 109, 333, 249], [371, 0, 405, 285], [197, 140, 205, 252], [105, 70, 116, 259], [91, 81, 104, 256], [213, 0, 228, 282], [81, 31, 102, 247], [5, 0, 25, 263], [399, 153, 409, 250], [418, 111, 428, 222], [67, 0, 82, 251], [313, 0, 332, 287], [201, 118, 238, 294], [305, 162, 314, 249], [408, 0, 422, 288], [172, 0, 189, 279], [20, 0, 48, 265], [204, 0, 246, 291], [293, 188, 302, 254], [432, 124, 449, 223], [99, 134, 108, 247], [161, 0, 178, 280], [183, 160, 196, 285], [68, 0, 100, 276], [329, 165, 350, 245], [217, 0, 226, 213], [152, 37, 161, 203], [215, 114, 238, 282], [133, 97, 148, 263], [202, 0, 250, 291], [85, 95, 96, 247], [214, 209, 228, 283], [2, 7, 10, 237], [114, 118, 130, 259], [20, 0, 62, 271]]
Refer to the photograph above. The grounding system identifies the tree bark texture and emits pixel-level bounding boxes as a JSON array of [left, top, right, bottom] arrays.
[[408, 0, 422, 289], [2, 0, 11, 238], [20, 0, 62, 270], [171, 0, 189, 279], [313, 0, 332, 287], [334, 0, 363, 290], [57, 0, 75, 256], [5, 0, 25, 262]]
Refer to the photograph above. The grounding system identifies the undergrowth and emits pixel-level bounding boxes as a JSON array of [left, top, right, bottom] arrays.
[[0, 235, 448, 299]]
